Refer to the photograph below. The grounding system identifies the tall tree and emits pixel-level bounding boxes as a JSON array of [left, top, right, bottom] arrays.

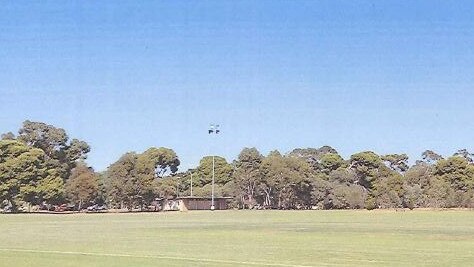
[[196, 156, 233, 187], [373, 173, 405, 208], [421, 150, 443, 164], [0, 140, 64, 211], [106, 152, 141, 210], [233, 147, 264, 208], [349, 151, 383, 190], [17, 120, 90, 180], [404, 161, 434, 207], [65, 162, 99, 210], [320, 153, 345, 174], [382, 154, 409, 173], [435, 156, 474, 192], [453, 149, 474, 163], [289, 146, 339, 171], [260, 151, 312, 209], [136, 147, 180, 178], [106, 147, 180, 210], [1, 132, 15, 140]]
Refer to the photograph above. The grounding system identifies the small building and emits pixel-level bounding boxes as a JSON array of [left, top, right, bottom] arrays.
[[161, 197, 232, 211]]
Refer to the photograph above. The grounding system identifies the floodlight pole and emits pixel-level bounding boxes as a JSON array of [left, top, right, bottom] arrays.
[[212, 154, 215, 210], [209, 124, 220, 211], [190, 171, 193, 197], [176, 179, 179, 197]]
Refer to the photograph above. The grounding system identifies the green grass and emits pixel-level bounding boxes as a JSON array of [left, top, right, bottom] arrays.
[[1, 210, 474, 266]]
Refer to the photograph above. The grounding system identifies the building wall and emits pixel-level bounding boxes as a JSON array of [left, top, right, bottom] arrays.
[[162, 200, 179, 211], [162, 199, 229, 211], [182, 199, 227, 210]]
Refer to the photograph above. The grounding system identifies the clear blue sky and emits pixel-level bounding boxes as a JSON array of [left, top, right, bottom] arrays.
[[1, 1, 474, 171]]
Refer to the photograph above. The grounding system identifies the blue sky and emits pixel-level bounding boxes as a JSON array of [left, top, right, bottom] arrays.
[[1, 1, 474, 171]]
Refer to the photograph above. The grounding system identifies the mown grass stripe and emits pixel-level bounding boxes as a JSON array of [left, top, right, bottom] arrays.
[[0, 248, 317, 267]]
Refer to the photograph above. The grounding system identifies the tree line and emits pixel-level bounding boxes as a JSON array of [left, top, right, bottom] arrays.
[[1, 120, 473, 212]]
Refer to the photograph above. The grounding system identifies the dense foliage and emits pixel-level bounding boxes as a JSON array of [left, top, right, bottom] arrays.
[[1, 120, 474, 211]]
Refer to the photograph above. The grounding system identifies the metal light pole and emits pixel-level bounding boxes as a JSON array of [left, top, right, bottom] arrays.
[[212, 155, 215, 210], [176, 178, 179, 197], [208, 124, 220, 211], [190, 171, 193, 197]]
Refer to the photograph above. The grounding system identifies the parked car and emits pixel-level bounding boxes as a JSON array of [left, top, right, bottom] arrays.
[[1, 206, 12, 213], [87, 204, 107, 212], [55, 204, 68, 212]]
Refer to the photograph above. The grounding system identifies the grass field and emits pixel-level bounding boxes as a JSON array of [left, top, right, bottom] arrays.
[[0, 210, 473, 266]]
